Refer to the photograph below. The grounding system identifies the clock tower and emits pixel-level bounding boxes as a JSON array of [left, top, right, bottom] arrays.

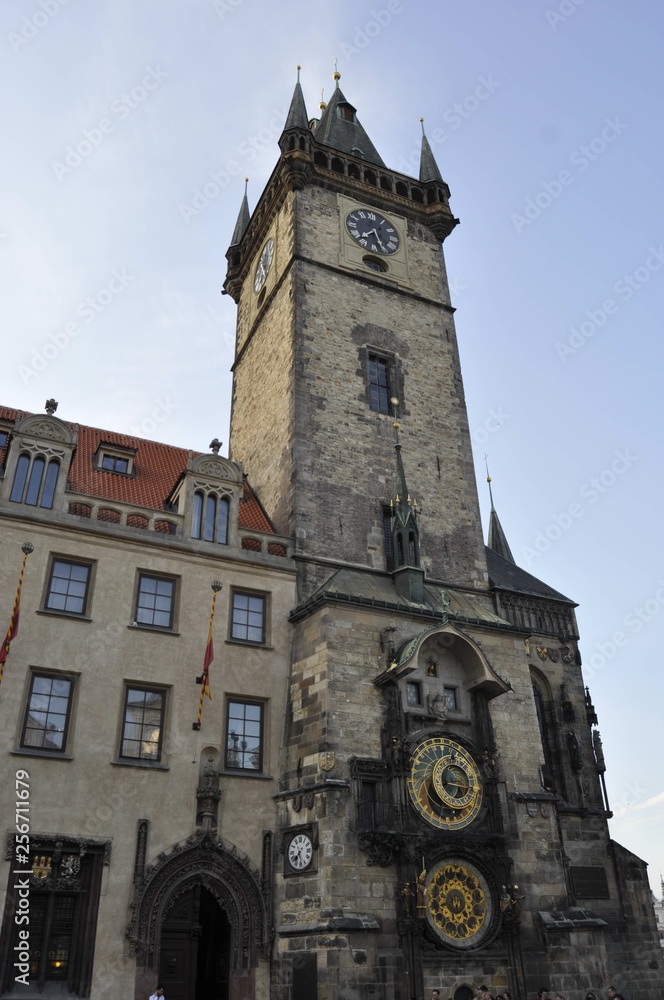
[[223, 71, 662, 1000], [225, 70, 487, 602]]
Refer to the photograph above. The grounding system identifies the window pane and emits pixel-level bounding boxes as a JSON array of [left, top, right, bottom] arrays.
[[225, 700, 263, 771], [368, 356, 390, 413], [9, 454, 30, 503], [136, 576, 174, 628], [191, 491, 203, 539], [121, 686, 165, 761], [22, 675, 72, 752], [218, 497, 229, 544], [46, 561, 89, 615], [204, 494, 216, 542], [231, 593, 265, 643], [40, 459, 60, 508], [25, 456, 45, 505]]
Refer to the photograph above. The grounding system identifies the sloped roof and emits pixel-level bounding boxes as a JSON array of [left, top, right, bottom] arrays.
[[486, 546, 575, 604], [314, 85, 385, 166], [0, 407, 273, 532]]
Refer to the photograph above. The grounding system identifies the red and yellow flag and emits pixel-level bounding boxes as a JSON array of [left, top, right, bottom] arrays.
[[0, 544, 33, 687], [194, 583, 221, 729]]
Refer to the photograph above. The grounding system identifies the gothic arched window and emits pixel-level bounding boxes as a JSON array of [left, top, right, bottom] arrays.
[[10, 454, 60, 509]]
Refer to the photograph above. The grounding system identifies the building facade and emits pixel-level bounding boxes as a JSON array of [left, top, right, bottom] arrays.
[[0, 73, 661, 999]]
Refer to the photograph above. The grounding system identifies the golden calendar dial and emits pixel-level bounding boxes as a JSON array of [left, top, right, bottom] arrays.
[[407, 737, 482, 831], [427, 862, 491, 948]]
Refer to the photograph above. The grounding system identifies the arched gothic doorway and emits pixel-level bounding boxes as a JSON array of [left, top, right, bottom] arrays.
[[159, 885, 231, 1000], [128, 833, 270, 1000]]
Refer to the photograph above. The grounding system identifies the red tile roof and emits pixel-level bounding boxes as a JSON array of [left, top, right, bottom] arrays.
[[0, 408, 274, 534]]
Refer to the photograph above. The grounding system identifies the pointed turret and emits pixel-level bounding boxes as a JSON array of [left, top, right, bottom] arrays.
[[419, 119, 444, 183], [485, 464, 515, 564], [283, 67, 309, 131], [314, 70, 385, 166], [391, 441, 421, 568], [229, 179, 250, 247]]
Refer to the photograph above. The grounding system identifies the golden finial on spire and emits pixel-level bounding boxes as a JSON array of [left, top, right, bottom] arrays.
[[319, 88, 326, 110], [420, 117, 425, 135], [296, 65, 301, 83], [333, 58, 341, 84]]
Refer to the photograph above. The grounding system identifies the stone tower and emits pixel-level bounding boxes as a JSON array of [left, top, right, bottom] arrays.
[[224, 71, 661, 1000]]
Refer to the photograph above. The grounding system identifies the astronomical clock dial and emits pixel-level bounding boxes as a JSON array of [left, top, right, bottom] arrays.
[[427, 862, 491, 949], [345, 209, 400, 255], [407, 737, 482, 831], [253, 237, 274, 293], [287, 832, 313, 872]]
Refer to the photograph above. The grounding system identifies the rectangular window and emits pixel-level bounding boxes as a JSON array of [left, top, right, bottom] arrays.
[[225, 700, 263, 771], [120, 686, 165, 761], [368, 354, 390, 413], [407, 681, 422, 706], [101, 454, 129, 473], [135, 574, 175, 629], [231, 591, 266, 644], [0, 431, 8, 447], [444, 686, 457, 710], [21, 674, 73, 752], [359, 781, 376, 830], [45, 559, 91, 616]]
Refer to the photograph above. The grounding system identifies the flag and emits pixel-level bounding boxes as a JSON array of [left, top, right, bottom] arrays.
[[193, 584, 221, 730], [0, 544, 33, 687]]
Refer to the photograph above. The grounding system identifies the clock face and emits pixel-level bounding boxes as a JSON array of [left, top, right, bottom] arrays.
[[407, 737, 482, 831], [427, 862, 490, 949], [287, 833, 313, 871], [253, 237, 274, 293], [345, 209, 400, 255]]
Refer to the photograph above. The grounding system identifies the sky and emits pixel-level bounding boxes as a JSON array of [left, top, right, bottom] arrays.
[[2, 0, 663, 895]]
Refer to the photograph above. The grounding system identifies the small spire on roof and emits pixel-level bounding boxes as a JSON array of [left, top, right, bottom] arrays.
[[319, 88, 326, 111], [333, 59, 340, 87], [296, 64, 301, 82], [229, 180, 250, 247], [283, 69, 309, 131], [419, 119, 444, 183], [485, 457, 515, 564]]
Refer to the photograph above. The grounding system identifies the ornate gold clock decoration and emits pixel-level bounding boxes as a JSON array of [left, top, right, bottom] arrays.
[[426, 861, 492, 949], [407, 737, 482, 830]]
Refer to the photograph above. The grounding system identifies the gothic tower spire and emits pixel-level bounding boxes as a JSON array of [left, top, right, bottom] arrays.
[[313, 69, 385, 165], [485, 460, 515, 564], [229, 178, 250, 247], [419, 118, 444, 183]]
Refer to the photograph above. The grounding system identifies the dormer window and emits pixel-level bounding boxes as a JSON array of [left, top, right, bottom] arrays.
[[338, 104, 356, 123], [191, 491, 230, 545], [95, 444, 135, 476], [10, 453, 60, 509], [351, 147, 364, 159]]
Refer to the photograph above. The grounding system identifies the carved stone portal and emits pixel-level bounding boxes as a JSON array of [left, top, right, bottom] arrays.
[[126, 833, 269, 971]]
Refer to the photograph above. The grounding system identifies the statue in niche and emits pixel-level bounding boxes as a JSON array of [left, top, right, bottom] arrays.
[[427, 691, 448, 721]]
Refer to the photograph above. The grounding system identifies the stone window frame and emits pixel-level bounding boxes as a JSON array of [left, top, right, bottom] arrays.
[[19, 670, 77, 755], [9, 451, 61, 508], [228, 589, 268, 646], [132, 572, 179, 632]]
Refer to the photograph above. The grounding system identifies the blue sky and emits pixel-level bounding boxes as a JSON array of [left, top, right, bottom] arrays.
[[2, 0, 663, 893]]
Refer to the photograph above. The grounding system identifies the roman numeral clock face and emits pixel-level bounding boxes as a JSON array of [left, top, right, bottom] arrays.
[[407, 737, 483, 831], [345, 209, 400, 255]]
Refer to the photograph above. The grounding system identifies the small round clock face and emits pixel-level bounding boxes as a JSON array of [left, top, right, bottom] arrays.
[[427, 861, 491, 949], [407, 737, 482, 831], [287, 833, 313, 871], [345, 209, 400, 255], [253, 237, 274, 293]]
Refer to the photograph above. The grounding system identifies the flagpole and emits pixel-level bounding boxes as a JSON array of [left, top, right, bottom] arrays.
[[193, 581, 223, 731], [0, 542, 34, 690]]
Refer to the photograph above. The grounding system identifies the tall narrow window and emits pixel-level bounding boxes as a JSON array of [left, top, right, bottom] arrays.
[[217, 497, 229, 544], [10, 454, 30, 502], [191, 491, 203, 539], [41, 459, 60, 508], [359, 781, 376, 829], [203, 494, 216, 542], [368, 355, 390, 413], [21, 674, 73, 752], [382, 504, 394, 570], [25, 457, 46, 505]]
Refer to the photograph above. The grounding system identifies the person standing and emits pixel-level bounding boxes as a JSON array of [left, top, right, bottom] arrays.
[[149, 988, 164, 1000]]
